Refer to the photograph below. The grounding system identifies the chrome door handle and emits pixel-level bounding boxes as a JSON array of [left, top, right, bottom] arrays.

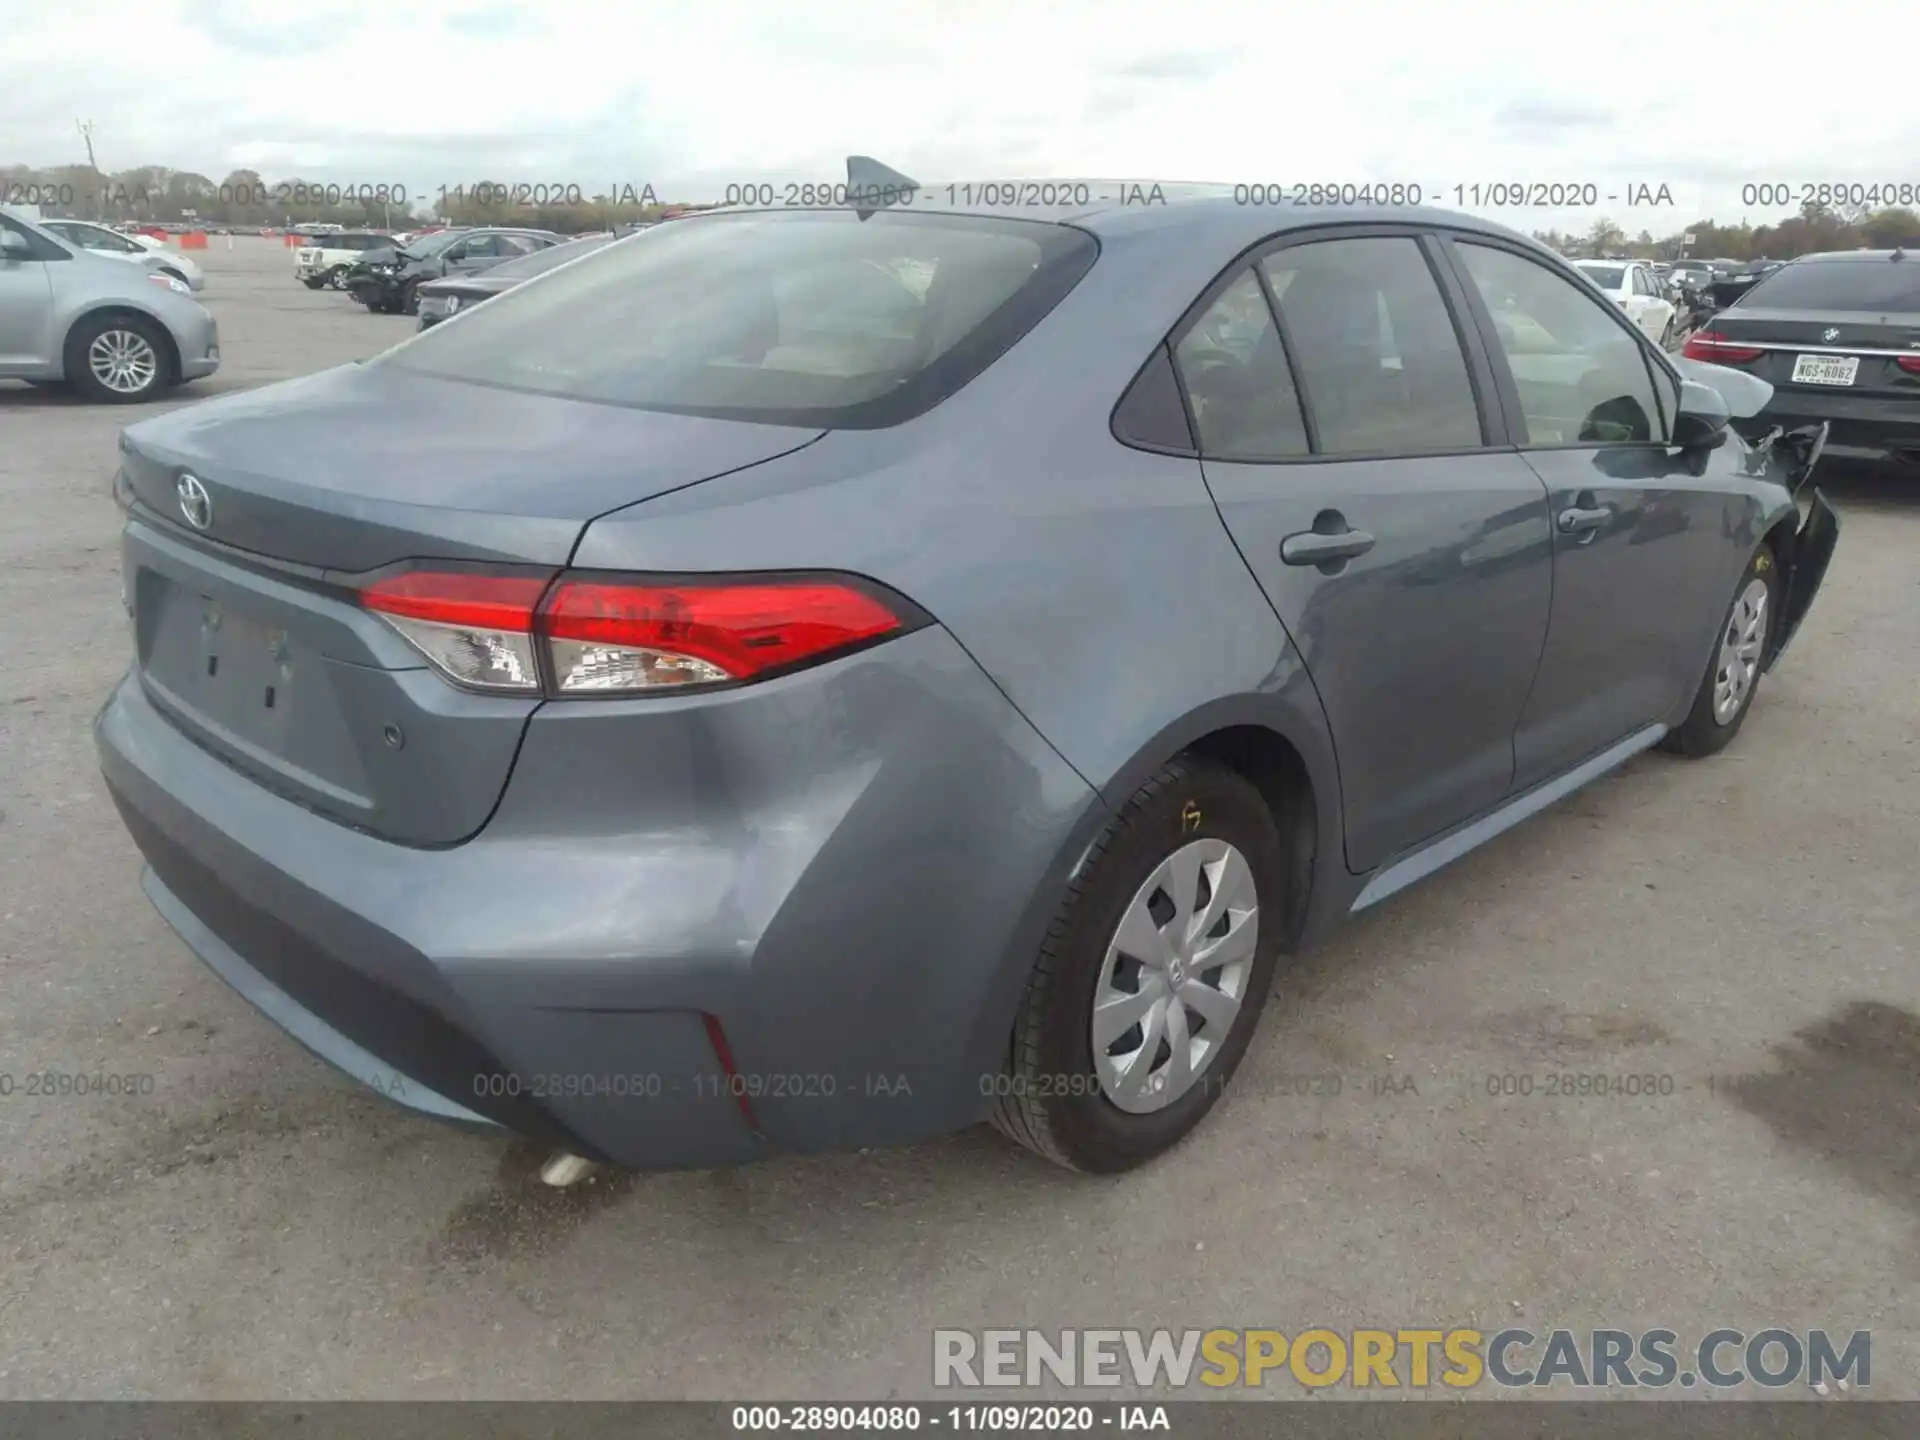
[[1557, 505, 1611, 534], [1280, 528, 1376, 566]]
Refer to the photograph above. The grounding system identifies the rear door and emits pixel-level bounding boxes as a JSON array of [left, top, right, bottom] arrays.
[[1179, 228, 1554, 873], [1443, 236, 1735, 787]]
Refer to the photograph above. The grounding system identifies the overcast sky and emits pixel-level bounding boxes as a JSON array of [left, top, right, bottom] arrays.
[[5, 0, 1915, 233]]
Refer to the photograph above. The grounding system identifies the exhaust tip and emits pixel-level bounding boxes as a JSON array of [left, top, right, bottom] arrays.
[[539, 1151, 599, 1187]]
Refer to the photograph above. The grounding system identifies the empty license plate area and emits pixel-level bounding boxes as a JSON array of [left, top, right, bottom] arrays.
[[142, 578, 298, 746], [1791, 354, 1859, 387]]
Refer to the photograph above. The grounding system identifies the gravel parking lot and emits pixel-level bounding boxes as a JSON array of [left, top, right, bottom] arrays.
[[1, 237, 1916, 1401]]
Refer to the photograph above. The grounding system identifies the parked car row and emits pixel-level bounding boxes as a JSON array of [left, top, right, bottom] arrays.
[[295, 226, 573, 316]]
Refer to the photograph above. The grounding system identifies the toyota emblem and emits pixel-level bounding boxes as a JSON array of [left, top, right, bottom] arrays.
[[176, 473, 213, 531], [1822, 327, 1841, 343]]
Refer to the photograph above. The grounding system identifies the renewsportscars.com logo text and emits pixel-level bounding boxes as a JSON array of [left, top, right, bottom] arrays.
[[933, 1328, 1869, 1391]]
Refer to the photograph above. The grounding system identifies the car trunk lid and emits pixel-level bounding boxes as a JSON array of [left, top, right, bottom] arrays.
[[1711, 306, 1920, 397], [116, 364, 823, 844]]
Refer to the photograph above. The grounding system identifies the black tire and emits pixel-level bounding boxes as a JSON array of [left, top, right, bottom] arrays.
[[303, 275, 327, 290], [1660, 546, 1779, 757], [63, 312, 172, 404], [990, 757, 1285, 1173], [399, 280, 421, 316]]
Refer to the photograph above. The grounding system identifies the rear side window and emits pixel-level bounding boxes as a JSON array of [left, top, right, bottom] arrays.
[[382, 211, 1098, 428], [1259, 237, 1483, 455], [1171, 270, 1309, 459], [1738, 259, 1920, 311]]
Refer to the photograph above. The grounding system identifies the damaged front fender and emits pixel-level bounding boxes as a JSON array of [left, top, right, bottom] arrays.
[[1766, 485, 1840, 672]]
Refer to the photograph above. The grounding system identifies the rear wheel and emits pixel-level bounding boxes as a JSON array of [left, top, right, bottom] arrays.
[[64, 313, 171, 403], [991, 758, 1284, 1173], [1660, 547, 1778, 757]]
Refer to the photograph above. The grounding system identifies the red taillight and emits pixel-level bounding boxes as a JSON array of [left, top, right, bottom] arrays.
[[1681, 330, 1764, 364], [1896, 355, 1920, 375], [361, 571, 550, 628], [358, 568, 914, 696], [540, 578, 906, 692]]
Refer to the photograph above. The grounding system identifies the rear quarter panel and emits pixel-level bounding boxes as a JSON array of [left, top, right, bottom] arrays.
[[573, 217, 1345, 919]]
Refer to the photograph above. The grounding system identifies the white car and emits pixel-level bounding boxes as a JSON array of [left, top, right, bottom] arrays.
[[38, 219, 205, 292], [292, 231, 398, 289], [1572, 259, 1677, 347]]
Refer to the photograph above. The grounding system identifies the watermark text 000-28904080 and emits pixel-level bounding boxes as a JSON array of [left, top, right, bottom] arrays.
[[934, 1327, 1870, 1392]]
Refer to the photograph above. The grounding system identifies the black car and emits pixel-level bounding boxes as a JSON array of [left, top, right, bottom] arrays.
[[414, 231, 619, 330], [344, 227, 561, 315], [1683, 249, 1920, 463]]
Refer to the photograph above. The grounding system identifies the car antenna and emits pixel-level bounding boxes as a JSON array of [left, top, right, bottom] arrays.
[[847, 155, 919, 220]]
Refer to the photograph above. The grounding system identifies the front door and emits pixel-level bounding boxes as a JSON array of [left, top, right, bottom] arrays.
[[1444, 237, 1737, 787], [0, 216, 55, 370], [1174, 232, 1554, 873]]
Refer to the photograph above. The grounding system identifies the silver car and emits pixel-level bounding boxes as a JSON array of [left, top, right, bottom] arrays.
[[0, 207, 220, 403]]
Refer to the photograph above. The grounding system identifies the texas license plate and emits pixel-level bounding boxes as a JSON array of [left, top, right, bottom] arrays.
[[1791, 354, 1859, 386]]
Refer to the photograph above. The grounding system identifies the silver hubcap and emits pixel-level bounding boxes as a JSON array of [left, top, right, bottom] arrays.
[[1092, 838, 1259, 1114], [1713, 577, 1769, 724], [88, 330, 158, 394]]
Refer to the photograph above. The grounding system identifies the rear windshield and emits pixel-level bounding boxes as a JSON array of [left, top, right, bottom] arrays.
[[1736, 259, 1920, 312], [1577, 264, 1625, 288], [379, 210, 1099, 427]]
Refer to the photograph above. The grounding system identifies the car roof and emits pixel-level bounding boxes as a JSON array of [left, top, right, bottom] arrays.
[[693, 180, 1565, 261], [1783, 248, 1913, 264]]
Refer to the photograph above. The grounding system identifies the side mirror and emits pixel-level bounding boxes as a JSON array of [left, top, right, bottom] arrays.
[[0, 231, 31, 261], [1672, 379, 1731, 450]]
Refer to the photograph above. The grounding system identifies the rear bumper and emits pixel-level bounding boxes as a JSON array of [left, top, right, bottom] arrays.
[[1758, 389, 1920, 459], [95, 625, 1100, 1170]]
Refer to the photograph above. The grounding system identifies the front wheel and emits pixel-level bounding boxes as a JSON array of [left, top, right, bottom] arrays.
[[1660, 547, 1778, 757], [64, 313, 171, 403], [990, 758, 1285, 1173]]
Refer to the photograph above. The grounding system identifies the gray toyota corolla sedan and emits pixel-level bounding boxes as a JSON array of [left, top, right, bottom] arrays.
[[96, 182, 1839, 1175]]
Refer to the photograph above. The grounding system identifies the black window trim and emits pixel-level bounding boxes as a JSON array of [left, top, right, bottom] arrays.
[[1112, 220, 1512, 465], [1433, 230, 1684, 453]]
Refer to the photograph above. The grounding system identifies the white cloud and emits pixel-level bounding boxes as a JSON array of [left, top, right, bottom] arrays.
[[5, 0, 1917, 231]]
